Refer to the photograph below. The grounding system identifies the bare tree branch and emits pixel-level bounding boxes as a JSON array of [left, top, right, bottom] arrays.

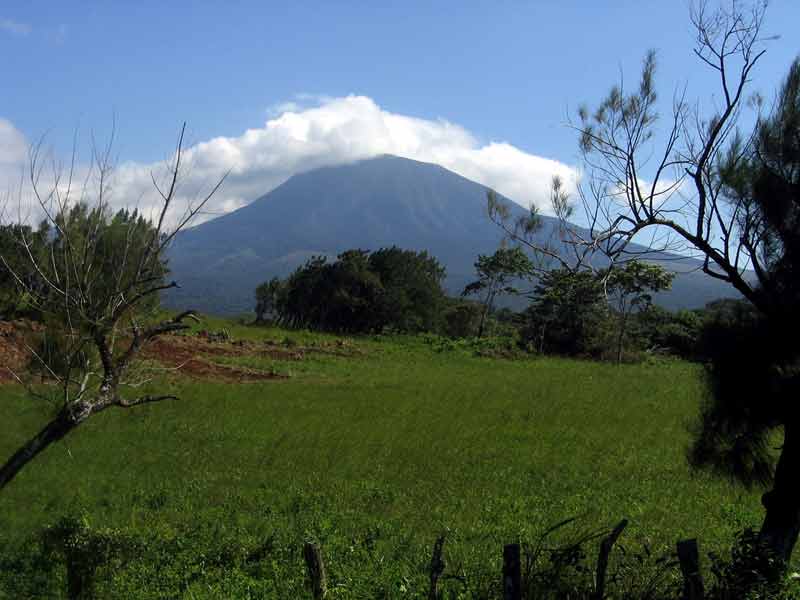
[[0, 121, 225, 492]]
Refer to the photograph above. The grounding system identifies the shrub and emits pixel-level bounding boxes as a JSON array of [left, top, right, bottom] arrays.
[[441, 299, 482, 338], [29, 321, 98, 381], [707, 529, 800, 599]]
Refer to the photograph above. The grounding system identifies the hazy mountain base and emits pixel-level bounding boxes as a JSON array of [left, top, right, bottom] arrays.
[[164, 155, 742, 316]]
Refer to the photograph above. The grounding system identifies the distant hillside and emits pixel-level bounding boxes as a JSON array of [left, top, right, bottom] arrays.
[[164, 155, 741, 315]]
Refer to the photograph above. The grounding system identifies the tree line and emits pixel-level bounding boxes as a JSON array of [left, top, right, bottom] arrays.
[[254, 247, 446, 333], [254, 245, 736, 366]]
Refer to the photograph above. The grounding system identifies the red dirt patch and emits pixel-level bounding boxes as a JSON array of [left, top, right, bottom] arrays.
[[138, 334, 360, 381], [140, 337, 288, 382], [0, 320, 40, 384], [0, 322, 357, 384]]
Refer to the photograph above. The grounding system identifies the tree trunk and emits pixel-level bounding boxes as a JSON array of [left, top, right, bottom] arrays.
[[539, 322, 546, 354], [759, 421, 800, 564], [0, 404, 87, 491], [478, 291, 495, 339], [616, 313, 627, 365], [477, 307, 487, 339]]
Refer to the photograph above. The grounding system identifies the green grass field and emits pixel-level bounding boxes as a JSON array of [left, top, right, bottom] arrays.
[[0, 318, 773, 598]]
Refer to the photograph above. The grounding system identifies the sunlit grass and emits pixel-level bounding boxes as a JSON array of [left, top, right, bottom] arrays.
[[0, 322, 769, 597]]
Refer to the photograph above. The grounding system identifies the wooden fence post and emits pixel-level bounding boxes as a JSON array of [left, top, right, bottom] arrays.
[[594, 519, 628, 600], [303, 541, 327, 599], [676, 538, 704, 600], [503, 543, 522, 600], [428, 534, 446, 600]]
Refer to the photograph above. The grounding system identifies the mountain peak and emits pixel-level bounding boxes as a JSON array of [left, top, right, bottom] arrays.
[[165, 157, 740, 315], [293, 153, 453, 179]]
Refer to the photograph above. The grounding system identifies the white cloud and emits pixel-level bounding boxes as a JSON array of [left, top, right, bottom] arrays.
[[0, 119, 27, 167], [177, 95, 578, 221], [0, 119, 32, 222], [0, 119, 27, 203], [1, 95, 580, 228], [0, 18, 31, 36]]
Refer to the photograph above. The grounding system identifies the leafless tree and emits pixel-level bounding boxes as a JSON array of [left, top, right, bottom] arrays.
[[574, 1, 771, 301], [487, 175, 598, 275], [0, 122, 227, 490], [496, 0, 800, 565], [489, 1, 772, 291]]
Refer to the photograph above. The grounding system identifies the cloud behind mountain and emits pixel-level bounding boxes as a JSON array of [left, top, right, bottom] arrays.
[[165, 154, 740, 315], [1, 95, 577, 228]]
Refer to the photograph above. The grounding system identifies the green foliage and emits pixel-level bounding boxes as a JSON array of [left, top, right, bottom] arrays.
[[0, 222, 49, 319], [30, 320, 99, 382], [43, 514, 139, 600], [1, 204, 166, 327], [0, 534, 60, 598], [604, 262, 674, 313], [717, 57, 800, 309], [603, 261, 674, 363], [708, 529, 800, 599], [46, 204, 166, 322], [0, 319, 777, 596], [692, 58, 800, 494], [441, 299, 483, 339], [521, 268, 608, 357], [254, 277, 284, 324], [367, 246, 447, 333], [256, 246, 446, 334], [463, 246, 533, 337], [422, 333, 524, 359], [578, 49, 658, 155], [638, 306, 704, 359], [689, 308, 784, 488], [280, 251, 384, 332]]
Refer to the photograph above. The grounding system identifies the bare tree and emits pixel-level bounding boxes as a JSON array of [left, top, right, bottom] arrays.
[[0, 123, 227, 491], [571, 2, 773, 301], [487, 175, 606, 276], [495, 0, 800, 565], [489, 1, 772, 287]]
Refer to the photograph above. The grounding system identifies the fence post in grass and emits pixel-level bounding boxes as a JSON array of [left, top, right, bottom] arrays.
[[303, 541, 327, 599], [503, 543, 522, 600], [594, 519, 628, 600], [428, 533, 446, 600], [677, 538, 704, 600]]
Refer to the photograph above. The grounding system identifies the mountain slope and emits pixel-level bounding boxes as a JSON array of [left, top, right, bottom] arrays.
[[164, 155, 740, 315]]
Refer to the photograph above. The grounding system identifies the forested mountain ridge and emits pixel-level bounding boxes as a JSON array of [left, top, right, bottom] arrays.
[[164, 155, 741, 314]]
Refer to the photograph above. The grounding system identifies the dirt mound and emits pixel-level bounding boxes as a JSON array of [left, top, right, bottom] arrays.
[[138, 334, 360, 381], [140, 336, 288, 382], [0, 322, 353, 384], [0, 320, 39, 384]]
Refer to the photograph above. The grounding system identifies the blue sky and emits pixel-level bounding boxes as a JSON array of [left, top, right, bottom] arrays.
[[1, 1, 799, 221]]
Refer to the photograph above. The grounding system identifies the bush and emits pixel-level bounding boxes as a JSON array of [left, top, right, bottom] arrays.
[[707, 529, 800, 599], [636, 306, 704, 359], [257, 247, 447, 334], [29, 322, 98, 381], [423, 333, 525, 359], [520, 269, 611, 358], [441, 299, 482, 338]]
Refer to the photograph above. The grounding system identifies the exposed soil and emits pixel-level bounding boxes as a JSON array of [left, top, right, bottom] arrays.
[[138, 333, 359, 381], [0, 320, 359, 384], [140, 336, 289, 382], [0, 320, 41, 384]]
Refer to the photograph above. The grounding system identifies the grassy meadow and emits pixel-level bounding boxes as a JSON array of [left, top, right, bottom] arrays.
[[0, 317, 770, 598]]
